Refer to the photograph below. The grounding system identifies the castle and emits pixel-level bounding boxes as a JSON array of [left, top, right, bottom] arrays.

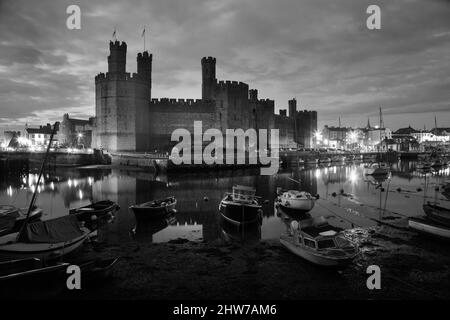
[[92, 40, 317, 152]]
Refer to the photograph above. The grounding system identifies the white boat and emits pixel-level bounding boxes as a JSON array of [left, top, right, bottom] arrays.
[[276, 190, 316, 212], [0, 215, 90, 261], [364, 162, 390, 176], [408, 217, 450, 239], [280, 218, 359, 268]]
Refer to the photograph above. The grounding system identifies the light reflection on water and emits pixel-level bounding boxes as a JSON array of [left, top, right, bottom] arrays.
[[0, 162, 449, 245]]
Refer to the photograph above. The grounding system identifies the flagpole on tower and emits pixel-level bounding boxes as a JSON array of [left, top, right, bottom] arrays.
[[142, 26, 146, 51], [112, 27, 117, 41]]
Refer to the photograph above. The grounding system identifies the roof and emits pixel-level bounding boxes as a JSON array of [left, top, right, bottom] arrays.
[[26, 127, 53, 134], [394, 126, 419, 135]]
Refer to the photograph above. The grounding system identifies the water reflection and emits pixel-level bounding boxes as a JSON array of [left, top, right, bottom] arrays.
[[0, 162, 449, 245]]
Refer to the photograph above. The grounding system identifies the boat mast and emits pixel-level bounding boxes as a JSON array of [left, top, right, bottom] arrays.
[[16, 122, 58, 241]]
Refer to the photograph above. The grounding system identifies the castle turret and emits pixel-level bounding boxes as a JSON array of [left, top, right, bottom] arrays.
[[108, 41, 127, 74], [288, 98, 297, 117], [201, 57, 216, 100], [249, 89, 258, 101], [137, 51, 152, 96]]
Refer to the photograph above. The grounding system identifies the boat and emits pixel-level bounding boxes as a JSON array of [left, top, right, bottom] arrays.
[[130, 196, 177, 220], [319, 157, 331, 165], [0, 123, 91, 261], [364, 162, 390, 176], [408, 217, 450, 240], [70, 200, 120, 221], [0, 215, 91, 261], [276, 190, 316, 212], [280, 217, 359, 268], [219, 185, 262, 225], [423, 203, 450, 228], [220, 216, 261, 243]]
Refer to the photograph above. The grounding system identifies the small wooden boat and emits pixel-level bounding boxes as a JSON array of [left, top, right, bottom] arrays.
[[276, 190, 316, 212], [130, 196, 177, 220], [408, 217, 450, 239], [280, 217, 359, 268], [0, 215, 91, 261], [70, 200, 120, 221], [364, 162, 389, 176], [423, 203, 450, 228], [219, 185, 262, 225]]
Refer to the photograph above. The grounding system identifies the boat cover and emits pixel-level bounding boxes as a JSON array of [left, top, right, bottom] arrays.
[[18, 215, 83, 243], [0, 206, 19, 231]]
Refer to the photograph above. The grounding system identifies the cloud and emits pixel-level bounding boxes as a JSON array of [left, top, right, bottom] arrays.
[[0, 0, 449, 131]]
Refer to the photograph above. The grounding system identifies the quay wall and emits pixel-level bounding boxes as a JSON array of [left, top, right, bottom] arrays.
[[0, 151, 107, 167]]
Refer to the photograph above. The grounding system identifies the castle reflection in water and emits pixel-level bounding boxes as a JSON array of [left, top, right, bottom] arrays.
[[1, 162, 449, 245]]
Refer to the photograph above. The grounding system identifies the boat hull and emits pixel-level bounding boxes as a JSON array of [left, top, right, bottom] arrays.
[[219, 200, 261, 225], [423, 204, 450, 228], [409, 218, 450, 239], [278, 198, 315, 212], [280, 235, 356, 268], [0, 229, 90, 262], [130, 201, 177, 220]]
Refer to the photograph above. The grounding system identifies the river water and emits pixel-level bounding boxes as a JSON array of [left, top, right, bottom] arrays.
[[1, 161, 449, 246]]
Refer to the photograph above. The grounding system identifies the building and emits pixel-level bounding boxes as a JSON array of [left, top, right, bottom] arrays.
[[25, 123, 59, 148], [321, 126, 349, 149], [92, 40, 317, 152], [59, 114, 94, 148]]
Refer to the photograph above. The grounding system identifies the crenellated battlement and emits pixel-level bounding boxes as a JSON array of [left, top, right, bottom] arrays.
[[201, 56, 216, 63], [150, 98, 209, 105], [137, 51, 152, 59], [95, 72, 149, 83], [109, 40, 127, 50], [216, 80, 249, 90]]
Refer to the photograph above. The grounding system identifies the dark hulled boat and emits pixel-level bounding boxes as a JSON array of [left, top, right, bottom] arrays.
[[219, 185, 262, 225], [130, 196, 177, 220], [423, 203, 450, 227], [69, 200, 120, 221]]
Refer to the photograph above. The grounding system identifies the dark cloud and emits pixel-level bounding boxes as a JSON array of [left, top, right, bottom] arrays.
[[0, 0, 449, 131]]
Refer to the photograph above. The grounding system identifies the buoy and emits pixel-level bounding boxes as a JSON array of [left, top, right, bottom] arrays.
[[203, 196, 209, 202]]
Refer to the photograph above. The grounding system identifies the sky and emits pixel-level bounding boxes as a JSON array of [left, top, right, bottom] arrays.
[[0, 0, 449, 132]]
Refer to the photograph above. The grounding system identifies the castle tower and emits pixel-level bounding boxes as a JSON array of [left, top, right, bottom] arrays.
[[249, 89, 258, 101], [108, 41, 127, 73], [288, 98, 297, 117], [201, 57, 216, 100], [94, 41, 152, 152], [137, 51, 152, 96]]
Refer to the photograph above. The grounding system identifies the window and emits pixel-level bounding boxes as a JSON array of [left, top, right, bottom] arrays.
[[304, 238, 316, 249], [317, 239, 336, 249]]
